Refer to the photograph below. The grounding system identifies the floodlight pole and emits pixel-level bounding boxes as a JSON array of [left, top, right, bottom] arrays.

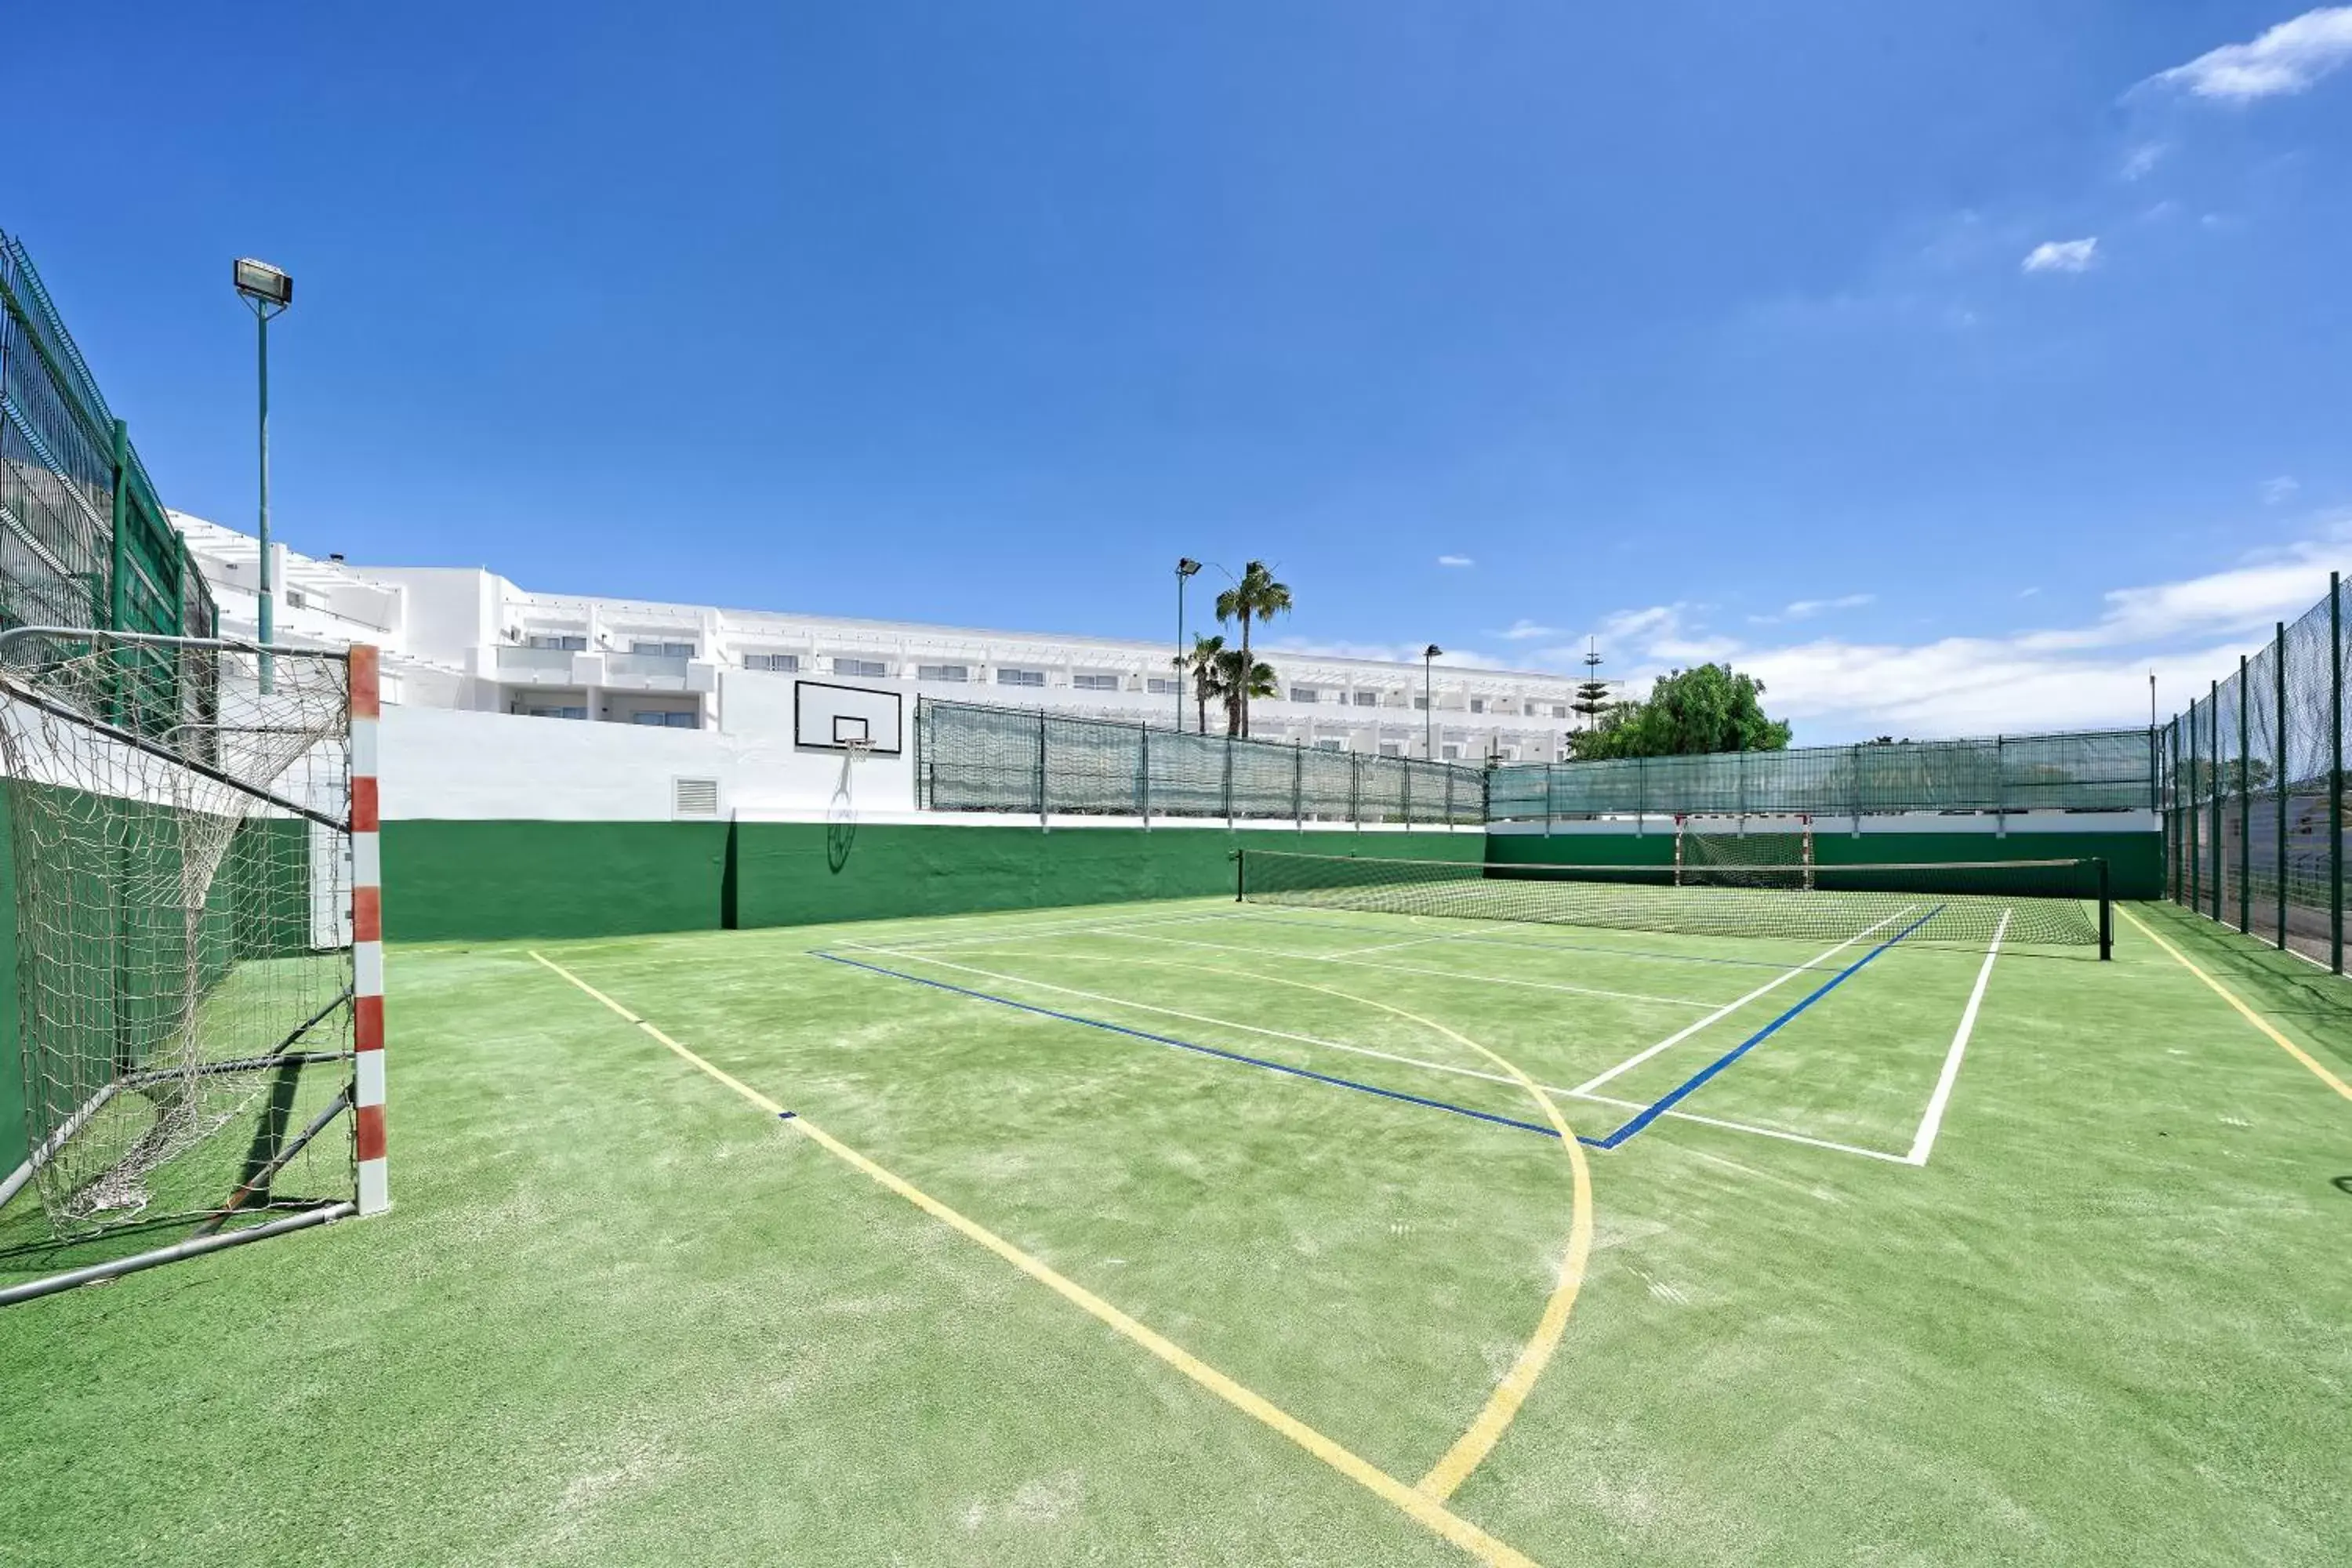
[[1175, 558, 1201, 731], [234, 259, 292, 691], [1423, 644, 1442, 759]]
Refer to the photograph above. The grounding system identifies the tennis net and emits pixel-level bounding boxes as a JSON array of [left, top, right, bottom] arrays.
[[1235, 849, 2111, 956]]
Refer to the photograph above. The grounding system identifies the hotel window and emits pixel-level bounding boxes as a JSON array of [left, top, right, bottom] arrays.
[[996, 668, 1046, 688], [1146, 677, 1181, 695], [1552, 703, 1570, 718], [917, 664, 969, 683], [834, 657, 887, 678], [1468, 697, 1486, 714], [1073, 673, 1122, 691], [630, 641, 695, 659], [631, 710, 699, 728], [1290, 687, 1319, 703], [526, 634, 587, 651], [1315, 739, 1345, 752], [743, 653, 799, 673], [1353, 691, 1378, 706]]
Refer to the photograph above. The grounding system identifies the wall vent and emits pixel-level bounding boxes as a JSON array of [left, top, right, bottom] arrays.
[[672, 776, 721, 819]]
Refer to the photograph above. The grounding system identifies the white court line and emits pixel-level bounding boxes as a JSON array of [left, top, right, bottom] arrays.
[[1570, 909, 1918, 1097], [1095, 928, 1717, 1009], [873, 909, 1236, 953], [837, 942, 1907, 1163], [1330, 935, 1459, 958], [1904, 909, 2009, 1167]]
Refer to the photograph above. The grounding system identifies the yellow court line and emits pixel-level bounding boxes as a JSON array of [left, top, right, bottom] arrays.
[[2115, 906, 2352, 1102], [524, 951, 1545, 1568]]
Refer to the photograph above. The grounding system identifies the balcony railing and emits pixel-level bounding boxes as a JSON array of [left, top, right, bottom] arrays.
[[604, 652, 690, 679], [496, 645, 575, 672]]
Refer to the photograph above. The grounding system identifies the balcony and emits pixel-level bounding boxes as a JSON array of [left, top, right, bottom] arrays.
[[496, 645, 575, 673]]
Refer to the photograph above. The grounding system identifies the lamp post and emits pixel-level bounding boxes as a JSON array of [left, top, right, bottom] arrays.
[[1175, 558, 1202, 731], [234, 257, 292, 689], [1423, 644, 1442, 759]]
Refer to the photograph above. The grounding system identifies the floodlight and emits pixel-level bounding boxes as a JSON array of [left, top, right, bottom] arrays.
[[233, 258, 293, 307]]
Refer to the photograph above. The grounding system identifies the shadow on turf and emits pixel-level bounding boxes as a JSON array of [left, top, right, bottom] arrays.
[[2137, 902, 2352, 1051]]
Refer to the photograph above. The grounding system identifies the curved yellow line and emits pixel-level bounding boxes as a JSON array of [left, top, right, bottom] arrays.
[[934, 945, 1595, 1501]]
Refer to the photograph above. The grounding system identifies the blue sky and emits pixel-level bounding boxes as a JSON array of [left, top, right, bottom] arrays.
[[10, 3, 2352, 740]]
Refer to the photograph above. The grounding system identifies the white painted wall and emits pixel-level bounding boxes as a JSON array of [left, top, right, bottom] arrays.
[[380, 702, 918, 822]]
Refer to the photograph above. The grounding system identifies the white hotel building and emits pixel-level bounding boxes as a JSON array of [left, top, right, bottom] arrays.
[[175, 514, 1603, 764]]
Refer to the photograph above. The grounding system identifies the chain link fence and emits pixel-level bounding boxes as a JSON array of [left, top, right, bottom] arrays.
[[1, 228, 213, 640], [2161, 575, 2351, 970], [916, 699, 1489, 826], [1487, 729, 2153, 823]]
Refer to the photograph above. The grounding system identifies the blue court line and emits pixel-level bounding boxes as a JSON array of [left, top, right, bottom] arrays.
[[809, 949, 1585, 1145], [1592, 906, 1942, 1149], [1220, 909, 1823, 973]]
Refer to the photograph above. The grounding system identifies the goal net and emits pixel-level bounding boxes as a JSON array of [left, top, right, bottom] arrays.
[[0, 630, 378, 1243], [1675, 815, 1814, 889]]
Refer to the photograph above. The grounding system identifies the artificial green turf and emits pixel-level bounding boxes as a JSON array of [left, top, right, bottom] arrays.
[[1, 898, 2345, 1565]]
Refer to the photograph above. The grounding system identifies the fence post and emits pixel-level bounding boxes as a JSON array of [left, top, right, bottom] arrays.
[[1037, 708, 1049, 831], [1851, 742, 1862, 838], [1445, 764, 1456, 826], [2275, 621, 2288, 949], [1140, 720, 1151, 829], [2238, 655, 2251, 934], [2210, 680, 2222, 924], [1994, 735, 2006, 838], [1636, 755, 1646, 837], [1544, 760, 1556, 838], [1223, 730, 1235, 826], [2335, 572, 2346, 974], [1350, 751, 1362, 831], [2169, 719, 2182, 904], [1294, 741, 1304, 830]]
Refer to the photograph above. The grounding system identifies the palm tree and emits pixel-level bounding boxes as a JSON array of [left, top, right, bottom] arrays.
[[1213, 561, 1292, 737], [1185, 633, 1227, 735], [1214, 647, 1277, 736]]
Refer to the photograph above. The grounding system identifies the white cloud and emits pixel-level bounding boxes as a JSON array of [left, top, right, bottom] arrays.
[[1436, 554, 1475, 568], [2122, 141, 2169, 180], [2146, 7, 2352, 103], [2263, 475, 2300, 505], [2021, 238, 2100, 274], [1783, 592, 1875, 620], [1496, 619, 1561, 641], [1548, 524, 2350, 739]]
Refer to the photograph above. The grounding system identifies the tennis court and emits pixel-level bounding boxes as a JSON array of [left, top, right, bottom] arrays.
[[5, 865, 2343, 1566]]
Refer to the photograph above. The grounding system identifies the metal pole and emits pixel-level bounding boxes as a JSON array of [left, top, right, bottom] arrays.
[[107, 419, 130, 631], [2276, 621, 2288, 949], [256, 307, 274, 692], [1174, 569, 1185, 731], [2238, 655, 2250, 934], [2211, 680, 2222, 923], [2335, 572, 2346, 973], [1424, 655, 1434, 759], [1139, 720, 1150, 828], [1036, 708, 1047, 830]]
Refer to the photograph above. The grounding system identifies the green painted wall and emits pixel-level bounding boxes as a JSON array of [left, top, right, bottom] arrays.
[[734, 822, 1479, 929], [376, 818, 1482, 942], [1488, 826, 2163, 898], [381, 820, 730, 943]]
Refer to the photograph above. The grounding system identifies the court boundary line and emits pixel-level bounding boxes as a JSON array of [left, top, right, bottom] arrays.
[[1906, 910, 2009, 1165], [1572, 912, 1915, 1096], [2117, 905, 2352, 1102], [841, 940, 1914, 1164], [1593, 907, 1939, 1149], [524, 949, 1546, 1568], [1089, 928, 1719, 1008], [1220, 909, 1832, 972]]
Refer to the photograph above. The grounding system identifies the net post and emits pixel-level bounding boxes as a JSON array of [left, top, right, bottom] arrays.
[[2238, 654, 2250, 934], [2334, 572, 2345, 974], [2275, 620, 2287, 950], [1234, 848, 1245, 902], [2097, 857, 2112, 961], [350, 644, 390, 1216]]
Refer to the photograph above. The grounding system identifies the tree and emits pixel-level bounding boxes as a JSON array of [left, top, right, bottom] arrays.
[[1185, 633, 1227, 735], [1570, 662, 1791, 760], [1213, 647, 1277, 735], [1572, 639, 1610, 730], [1213, 561, 1292, 736]]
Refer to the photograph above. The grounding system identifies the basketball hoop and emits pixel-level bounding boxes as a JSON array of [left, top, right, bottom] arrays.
[[841, 738, 877, 763]]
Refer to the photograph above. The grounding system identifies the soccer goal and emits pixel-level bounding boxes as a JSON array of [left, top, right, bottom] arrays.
[[0, 629, 384, 1302], [1675, 814, 1815, 889]]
